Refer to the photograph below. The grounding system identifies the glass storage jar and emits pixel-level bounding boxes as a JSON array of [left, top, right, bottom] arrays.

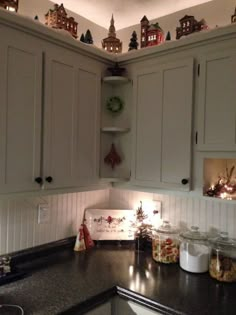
[[179, 226, 209, 273], [152, 220, 179, 264], [209, 232, 236, 282]]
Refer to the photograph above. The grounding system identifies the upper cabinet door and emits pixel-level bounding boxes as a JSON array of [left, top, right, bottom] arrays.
[[43, 46, 77, 189], [197, 50, 236, 151], [0, 26, 42, 193], [76, 65, 100, 186], [132, 58, 194, 191]]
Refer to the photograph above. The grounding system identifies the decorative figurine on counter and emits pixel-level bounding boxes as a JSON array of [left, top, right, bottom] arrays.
[[107, 62, 126, 76], [102, 14, 122, 53], [45, 3, 78, 38], [83, 224, 95, 249], [140, 15, 164, 48], [231, 6, 236, 23], [104, 143, 121, 169], [0, 0, 18, 12], [176, 15, 208, 39], [74, 225, 86, 251], [128, 31, 139, 51]]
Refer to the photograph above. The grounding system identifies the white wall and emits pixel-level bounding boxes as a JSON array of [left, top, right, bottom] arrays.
[[18, 0, 108, 47], [117, 0, 236, 51], [0, 189, 109, 255]]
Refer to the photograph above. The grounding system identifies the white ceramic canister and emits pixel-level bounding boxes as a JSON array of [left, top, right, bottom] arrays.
[[179, 226, 209, 273]]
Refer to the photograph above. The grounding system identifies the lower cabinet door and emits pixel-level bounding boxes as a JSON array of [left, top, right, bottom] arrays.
[[113, 297, 163, 315], [84, 301, 111, 315]]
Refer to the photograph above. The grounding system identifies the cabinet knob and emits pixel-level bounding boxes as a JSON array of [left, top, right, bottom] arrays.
[[35, 177, 42, 184], [181, 178, 189, 185], [45, 176, 53, 183]]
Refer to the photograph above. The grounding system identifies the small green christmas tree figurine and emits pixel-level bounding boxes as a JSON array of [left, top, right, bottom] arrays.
[[84, 29, 93, 44], [80, 33, 85, 43], [135, 201, 152, 251], [165, 31, 171, 41], [128, 31, 139, 51]]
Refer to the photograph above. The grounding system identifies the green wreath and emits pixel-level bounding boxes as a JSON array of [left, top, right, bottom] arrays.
[[106, 96, 124, 114]]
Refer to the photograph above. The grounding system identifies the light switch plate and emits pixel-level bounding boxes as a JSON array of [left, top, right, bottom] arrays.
[[37, 204, 50, 224]]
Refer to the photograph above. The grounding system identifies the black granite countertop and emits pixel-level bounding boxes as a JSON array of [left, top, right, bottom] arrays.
[[0, 244, 236, 315]]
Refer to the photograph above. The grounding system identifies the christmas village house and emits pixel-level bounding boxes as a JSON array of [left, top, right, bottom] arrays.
[[102, 15, 122, 53], [45, 3, 78, 38], [140, 15, 164, 48], [176, 15, 207, 39], [0, 0, 18, 12]]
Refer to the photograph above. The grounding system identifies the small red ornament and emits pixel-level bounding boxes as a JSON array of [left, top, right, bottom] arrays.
[[104, 143, 121, 169], [82, 224, 94, 249]]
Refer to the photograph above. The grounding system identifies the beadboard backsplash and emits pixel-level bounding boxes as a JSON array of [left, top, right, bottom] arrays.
[[0, 187, 236, 255], [0, 189, 109, 255], [109, 189, 236, 238]]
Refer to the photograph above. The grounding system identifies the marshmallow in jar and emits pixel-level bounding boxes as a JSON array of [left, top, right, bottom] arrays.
[[152, 220, 179, 264], [179, 226, 209, 273]]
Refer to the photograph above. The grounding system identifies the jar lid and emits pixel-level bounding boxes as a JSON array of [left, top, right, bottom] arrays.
[[155, 220, 179, 234], [180, 226, 208, 241], [209, 232, 236, 249]]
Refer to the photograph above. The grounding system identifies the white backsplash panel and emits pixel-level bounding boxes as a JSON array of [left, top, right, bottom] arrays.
[[0, 189, 109, 255], [109, 189, 236, 238]]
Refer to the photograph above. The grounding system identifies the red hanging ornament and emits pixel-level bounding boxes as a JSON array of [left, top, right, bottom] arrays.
[[104, 143, 121, 169]]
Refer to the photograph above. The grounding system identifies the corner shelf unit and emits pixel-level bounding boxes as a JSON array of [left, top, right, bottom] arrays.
[[100, 74, 132, 182]]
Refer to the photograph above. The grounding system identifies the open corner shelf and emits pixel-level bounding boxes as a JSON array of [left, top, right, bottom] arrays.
[[100, 177, 130, 183], [101, 127, 130, 133], [102, 76, 131, 85]]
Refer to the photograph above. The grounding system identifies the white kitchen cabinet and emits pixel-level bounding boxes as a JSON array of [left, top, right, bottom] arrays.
[[0, 25, 101, 193], [197, 49, 236, 151], [132, 58, 194, 191], [0, 26, 43, 193]]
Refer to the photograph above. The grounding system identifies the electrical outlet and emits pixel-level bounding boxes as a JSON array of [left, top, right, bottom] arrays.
[[152, 200, 162, 228], [37, 204, 50, 224]]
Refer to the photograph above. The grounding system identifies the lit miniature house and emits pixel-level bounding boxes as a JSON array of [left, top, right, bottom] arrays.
[[102, 15, 122, 53], [0, 0, 18, 12], [140, 15, 164, 48], [176, 15, 208, 39], [45, 3, 78, 38], [231, 7, 236, 23]]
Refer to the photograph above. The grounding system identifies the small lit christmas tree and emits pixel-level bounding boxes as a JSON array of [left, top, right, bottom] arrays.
[[134, 201, 152, 250], [128, 31, 139, 51]]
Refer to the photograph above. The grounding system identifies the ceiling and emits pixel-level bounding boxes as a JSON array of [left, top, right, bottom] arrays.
[[53, 0, 213, 30]]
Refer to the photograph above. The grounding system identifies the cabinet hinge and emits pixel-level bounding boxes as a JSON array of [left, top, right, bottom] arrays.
[[195, 131, 198, 144], [197, 64, 200, 76]]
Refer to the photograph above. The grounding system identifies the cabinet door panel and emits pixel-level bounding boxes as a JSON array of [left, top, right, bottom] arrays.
[[0, 28, 42, 193], [44, 49, 77, 189], [198, 51, 236, 150], [161, 62, 193, 187], [133, 71, 162, 186], [77, 68, 99, 185]]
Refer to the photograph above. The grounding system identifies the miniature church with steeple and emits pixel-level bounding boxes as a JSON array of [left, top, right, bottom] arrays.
[[102, 15, 122, 53]]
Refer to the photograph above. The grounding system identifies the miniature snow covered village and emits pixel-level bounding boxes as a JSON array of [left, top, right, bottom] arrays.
[[0, 0, 18, 12], [45, 3, 78, 38], [102, 14, 122, 53], [176, 15, 208, 39], [140, 15, 164, 48]]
